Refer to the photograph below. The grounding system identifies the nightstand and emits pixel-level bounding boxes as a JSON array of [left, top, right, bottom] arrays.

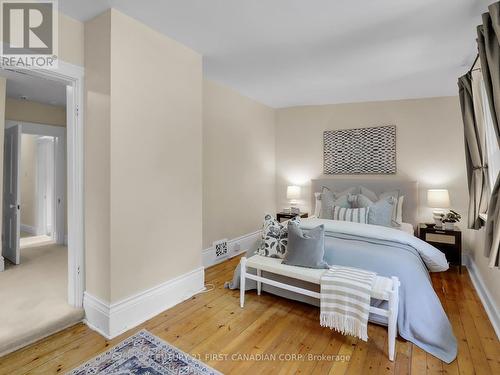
[[418, 224, 462, 273], [276, 212, 308, 223]]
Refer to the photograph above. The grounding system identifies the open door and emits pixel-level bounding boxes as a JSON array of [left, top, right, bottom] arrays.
[[2, 124, 21, 264]]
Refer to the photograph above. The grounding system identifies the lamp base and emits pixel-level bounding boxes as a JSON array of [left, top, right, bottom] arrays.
[[432, 209, 446, 228]]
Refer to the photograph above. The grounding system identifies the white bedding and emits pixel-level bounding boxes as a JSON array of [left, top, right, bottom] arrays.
[[312, 214, 415, 236], [300, 218, 449, 272], [399, 222, 415, 236]]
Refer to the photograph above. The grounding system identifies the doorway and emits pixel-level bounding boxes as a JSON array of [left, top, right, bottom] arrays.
[[0, 63, 84, 308], [3, 119, 67, 256], [0, 64, 84, 355], [15, 126, 66, 249]]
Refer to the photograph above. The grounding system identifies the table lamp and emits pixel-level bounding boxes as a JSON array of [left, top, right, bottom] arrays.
[[287, 185, 301, 214], [427, 189, 450, 228]]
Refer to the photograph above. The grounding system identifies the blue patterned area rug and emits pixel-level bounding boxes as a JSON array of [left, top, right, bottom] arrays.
[[67, 330, 221, 375]]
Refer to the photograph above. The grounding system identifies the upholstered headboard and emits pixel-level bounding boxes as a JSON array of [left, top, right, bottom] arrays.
[[311, 177, 419, 227]]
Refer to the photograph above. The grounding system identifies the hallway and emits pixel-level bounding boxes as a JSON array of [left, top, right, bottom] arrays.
[[0, 244, 83, 356]]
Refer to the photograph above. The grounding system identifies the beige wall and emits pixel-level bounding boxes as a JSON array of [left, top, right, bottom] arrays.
[[5, 98, 66, 127], [59, 13, 84, 66], [467, 228, 500, 321], [109, 10, 202, 302], [203, 80, 276, 248], [20, 135, 37, 228], [275, 97, 468, 225], [84, 11, 111, 302], [85, 9, 203, 303]]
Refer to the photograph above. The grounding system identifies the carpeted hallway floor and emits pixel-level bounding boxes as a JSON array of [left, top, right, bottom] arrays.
[[0, 244, 84, 356]]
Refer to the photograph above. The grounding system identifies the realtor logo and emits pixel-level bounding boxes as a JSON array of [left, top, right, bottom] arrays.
[[0, 0, 58, 68]]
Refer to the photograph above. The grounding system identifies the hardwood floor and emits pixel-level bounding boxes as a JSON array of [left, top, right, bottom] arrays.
[[0, 256, 498, 374]]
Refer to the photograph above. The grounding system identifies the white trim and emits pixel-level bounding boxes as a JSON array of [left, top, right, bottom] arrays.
[[464, 254, 500, 340], [84, 267, 205, 339], [83, 294, 110, 338], [1, 60, 85, 307], [20, 224, 36, 235], [7, 121, 66, 137], [202, 230, 261, 268]]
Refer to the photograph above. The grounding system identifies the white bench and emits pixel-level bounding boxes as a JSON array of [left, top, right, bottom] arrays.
[[240, 255, 400, 361]]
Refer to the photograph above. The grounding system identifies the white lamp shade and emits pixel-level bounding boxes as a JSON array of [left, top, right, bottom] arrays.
[[427, 189, 450, 208], [287, 185, 301, 200]]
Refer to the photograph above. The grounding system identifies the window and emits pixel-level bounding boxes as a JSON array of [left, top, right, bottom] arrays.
[[481, 79, 500, 189]]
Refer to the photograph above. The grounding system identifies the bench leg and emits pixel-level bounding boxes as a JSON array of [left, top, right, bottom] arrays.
[[257, 269, 262, 296], [240, 257, 247, 308], [388, 276, 399, 361]]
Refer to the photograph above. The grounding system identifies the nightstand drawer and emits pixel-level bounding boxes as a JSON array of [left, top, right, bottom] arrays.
[[425, 233, 456, 245], [418, 223, 462, 273]]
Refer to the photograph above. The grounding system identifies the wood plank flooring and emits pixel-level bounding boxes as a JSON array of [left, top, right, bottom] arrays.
[[0, 256, 498, 374]]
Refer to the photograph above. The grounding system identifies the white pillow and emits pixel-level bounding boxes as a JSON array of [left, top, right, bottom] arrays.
[[396, 196, 404, 224]]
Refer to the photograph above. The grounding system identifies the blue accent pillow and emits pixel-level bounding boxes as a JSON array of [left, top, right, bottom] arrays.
[[320, 187, 353, 219], [282, 223, 328, 269], [368, 197, 395, 227], [349, 194, 396, 227], [359, 186, 378, 202]]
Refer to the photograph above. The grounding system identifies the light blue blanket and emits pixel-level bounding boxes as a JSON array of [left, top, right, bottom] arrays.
[[226, 219, 457, 363]]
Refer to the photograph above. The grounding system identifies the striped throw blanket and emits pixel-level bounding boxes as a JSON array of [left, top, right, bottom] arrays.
[[320, 265, 376, 341]]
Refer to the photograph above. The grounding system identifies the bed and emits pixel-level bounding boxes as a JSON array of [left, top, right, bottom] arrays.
[[311, 177, 419, 233], [226, 177, 457, 363]]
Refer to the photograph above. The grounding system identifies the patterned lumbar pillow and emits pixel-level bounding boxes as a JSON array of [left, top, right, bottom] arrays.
[[257, 214, 301, 258], [332, 206, 369, 224]]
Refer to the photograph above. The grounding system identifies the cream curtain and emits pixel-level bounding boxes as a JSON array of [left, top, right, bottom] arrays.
[[485, 177, 500, 267], [475, 2, 500, 267], [477, 2, 500, 147], [459, 74, 489, 230], [471, 63, 500, 267]]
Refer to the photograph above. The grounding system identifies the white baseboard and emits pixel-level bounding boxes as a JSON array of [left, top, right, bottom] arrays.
[[202, 230, 261, 268], [20, 224, 37, 235], [0, 256, 4, 272], [465, 254, 500, 340], [84, 266, 205, 339]]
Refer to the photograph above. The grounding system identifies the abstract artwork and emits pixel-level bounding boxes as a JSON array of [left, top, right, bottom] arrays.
[[323, 125, 396, 174]]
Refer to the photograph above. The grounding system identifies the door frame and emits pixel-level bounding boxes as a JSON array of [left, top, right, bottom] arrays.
[[1, 61, 85, 308]]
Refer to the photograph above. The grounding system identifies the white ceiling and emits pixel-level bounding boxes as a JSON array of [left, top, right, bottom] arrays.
[[0, 70, 66, 106], [60, 0, 491, 108]]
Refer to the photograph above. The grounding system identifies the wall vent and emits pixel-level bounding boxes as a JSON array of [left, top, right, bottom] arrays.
[[213, 239, 229, 259]]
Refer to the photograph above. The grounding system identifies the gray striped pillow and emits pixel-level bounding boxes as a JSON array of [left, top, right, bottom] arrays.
[[332, 206, 369, 224]]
